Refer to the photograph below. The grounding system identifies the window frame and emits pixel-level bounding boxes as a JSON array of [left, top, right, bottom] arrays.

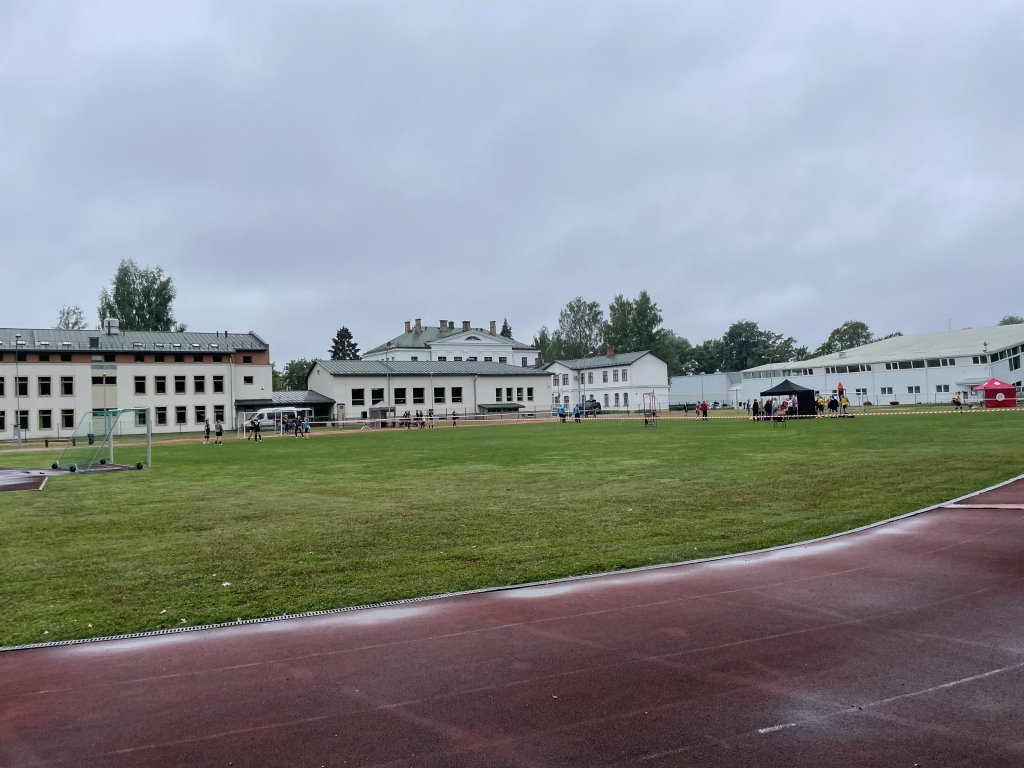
[[38, 376, 52, 397], [134, 376, 147, 395], [61, 409, 75, 429], [61, 376, 74, 396]]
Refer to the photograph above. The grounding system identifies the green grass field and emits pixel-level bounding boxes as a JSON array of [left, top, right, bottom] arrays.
[[2, 412, 1022, 647]]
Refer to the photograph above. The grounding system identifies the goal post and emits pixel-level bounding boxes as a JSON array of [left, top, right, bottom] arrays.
[[55, 408, 152, 472], [642, 392, 659, 427]]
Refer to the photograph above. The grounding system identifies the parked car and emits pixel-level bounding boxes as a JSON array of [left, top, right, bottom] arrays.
[[579, 399, 602, 415]]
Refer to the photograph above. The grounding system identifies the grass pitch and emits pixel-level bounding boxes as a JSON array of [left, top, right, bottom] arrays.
[[2, 412, 1022, 647]]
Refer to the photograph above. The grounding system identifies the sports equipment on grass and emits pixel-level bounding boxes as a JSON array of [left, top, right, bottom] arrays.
[[54, 409, 152, 472]]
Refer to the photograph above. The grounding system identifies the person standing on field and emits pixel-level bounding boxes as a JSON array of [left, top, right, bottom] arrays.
[[253, 416, 263, 442], [215, 417, 224, 445], [701, 400, 709, 420], [203, 419, 211, 444], [451, 410, 458, 427]]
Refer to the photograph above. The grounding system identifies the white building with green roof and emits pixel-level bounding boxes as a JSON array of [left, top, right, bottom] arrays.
[[362, 318, 540, 368], [543, 350, 670, 411]]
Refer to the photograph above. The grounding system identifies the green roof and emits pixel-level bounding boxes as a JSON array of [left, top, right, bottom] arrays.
[[315, 359, 547, 376], [543, 351, 653, 370], [0, 327, 267, 353], [365, 326, 534, 354], [272, 390, 336, 405]]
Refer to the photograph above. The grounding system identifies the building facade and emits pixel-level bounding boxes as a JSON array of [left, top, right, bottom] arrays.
[[543, 351, 670, 411], [739, 325, 1024, 405], [668, 372, 743, 407], [307, 359, 553, 418], [362, 319, 540, 367], [0, 324, 273, 441]]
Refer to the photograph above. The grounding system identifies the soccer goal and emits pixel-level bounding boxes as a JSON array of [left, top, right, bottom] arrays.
[[642, 392, 659, 427], [54, 408, 152, 472]]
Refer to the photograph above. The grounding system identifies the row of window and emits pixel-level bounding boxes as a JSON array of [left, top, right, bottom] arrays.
[[744, 356, 1000, 379], [554, 393, 630, 407], [0, 405, 226, 431], [350, 386, 536, 405], [877, 386, 948, 395], [0, 352, 253, 364], [0, 375, 234, 397], [494, 387, 535, 402], [553, 369, 629, 387]]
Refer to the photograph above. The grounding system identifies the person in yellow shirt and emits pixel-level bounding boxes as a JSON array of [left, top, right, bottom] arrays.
[[816, 395, 826, 417], [840, 394, 850, 415]]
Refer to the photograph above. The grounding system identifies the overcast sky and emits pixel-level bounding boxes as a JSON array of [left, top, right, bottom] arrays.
[[2, 0, 1022, 362]]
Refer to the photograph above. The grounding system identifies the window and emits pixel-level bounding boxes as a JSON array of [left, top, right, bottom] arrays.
[[604, 394, 609, 406], [38, 410, 52, 430], [61, 353, 71, 362], [38, 377, 51, 396], [410, 356, 418, 361], [552, 375, 559, 386], [1011, 355, 1021, 372], [18, 411, 29, 430], [587, 372, 593, 384], [243, 376, 254, 385], [467, 356, 477, 362], [614, 393, 620, 406], [214, 405, 225, 422], [561, 374, 569, 386], [527, 387, 534, 401], [174, 376, 186, 394], [521, 357, 527, 367], [17, 377, 29, 397], [213, 376, 224, 393], [89, 336, 99, 348], [16, 351, 27, 362], [495, 388, 502, 402], [352, 389, 365, 406], [563, 395, 569, 404], [61, 376, 74, 396], [395, 388, 407, 405], [156, 407, 168, 425], [452, 387, 463, 403], [0, 411, 5, 430], [155, 354, 165, 363], [104, 354, 115, 363], [623, 393, 629, 406], [453, 356, 463, 362], [134, 376, 146, 394], [371, 388, 385, 403], [436, 356, 447, 362], [972, 356, 987, 365], [413, 388, 424, 404], [212, 355, 223, 363], [195, 405, 206, 423], [174, 354, 185, 363], [907, 386, 921, 394], [622, 369, 628, 382], [0, 377, 4, 397], [516, 387, 523, 402], [39, 353, 50, 362], [242, 356, 253, 364], [193, 355, 205, 363], [434, 387, 445, 404], [194, 376, 205, 394], [613, 370, 619, 382], [855, 388, 868, 396], [175, 406, 187, 424], [134, 354, 145, 363], [936, 384, 950, 393], [602, 371, 608, 383], [880, 387, 893, 395], [61, 409, 75, 429], [484, 357, 492, 362], [136, 410, 147, 426], [498, 357, 507, 364], [155, 376, 167, 394]]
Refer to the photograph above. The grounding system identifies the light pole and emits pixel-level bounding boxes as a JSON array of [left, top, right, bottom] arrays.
[[14, 333, 22, 447]]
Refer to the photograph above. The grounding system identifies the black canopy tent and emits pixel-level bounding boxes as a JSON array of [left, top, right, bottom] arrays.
[[759, 379, 816, 416]]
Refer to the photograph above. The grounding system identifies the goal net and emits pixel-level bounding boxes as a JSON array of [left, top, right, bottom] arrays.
[[642, 392, 659, 427], [55, 408, 152, 472]]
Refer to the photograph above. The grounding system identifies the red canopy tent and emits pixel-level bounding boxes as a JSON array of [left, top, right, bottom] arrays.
[[972, 378, 1017, 408]]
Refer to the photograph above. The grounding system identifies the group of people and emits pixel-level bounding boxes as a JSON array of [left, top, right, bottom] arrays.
[[680, 402, 711, 419], [202, 418, 225, 444], [749, 398, 795, 421], [243, 415, 311, 441], [398, 409, 436, 429]]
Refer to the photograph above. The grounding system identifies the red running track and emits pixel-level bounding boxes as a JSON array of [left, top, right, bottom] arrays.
[[3, 480, 1024, 767]]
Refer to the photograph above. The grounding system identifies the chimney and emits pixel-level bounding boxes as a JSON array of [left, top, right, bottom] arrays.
[[534, 358, 542, 367], [414, 318, 422, 333], [448, 321, 454, 330], [606, 346, 614, 357], [404, 320, 411, 333], [104, 318, 120, 335], [440, 319, 446, 330], [462, 320, 471, 332], [489, 320, 496, 335]]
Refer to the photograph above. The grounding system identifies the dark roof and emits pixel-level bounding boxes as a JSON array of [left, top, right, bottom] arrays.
[[0, 327, 267, 353], [315, 359, 548, 376], [760, 379, 815, 396], [234, 398, 274, 408], [543, 351, 653, 370], [365, 326, 534, 354], [272, 390, 336, 406], [479, 403, 525, 412]]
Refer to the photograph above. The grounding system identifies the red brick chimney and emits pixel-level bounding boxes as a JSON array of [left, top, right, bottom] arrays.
[[606, 347, 614, 357], [414, 318, 422, 333]]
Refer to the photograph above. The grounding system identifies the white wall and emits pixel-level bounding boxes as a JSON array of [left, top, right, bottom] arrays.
[[546, 354, 670, 411], [362, 330, 539, 367]]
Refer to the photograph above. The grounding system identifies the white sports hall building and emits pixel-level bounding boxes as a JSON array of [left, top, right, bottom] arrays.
[[739, 324, 1024, 406]]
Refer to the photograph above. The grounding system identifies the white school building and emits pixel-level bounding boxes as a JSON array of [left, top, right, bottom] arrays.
[[363, 318, 541, 368], [0, 322, 273, 441], [543, 351, 670, 411], [739, 324, 1024, 406]]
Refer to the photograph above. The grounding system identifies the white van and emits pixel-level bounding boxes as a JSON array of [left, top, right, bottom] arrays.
[[250, 407, 313, 430]]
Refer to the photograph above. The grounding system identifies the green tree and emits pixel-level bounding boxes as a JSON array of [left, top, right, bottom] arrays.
[[271, 363, 283, 391], [533, 326, 562, 362], [277, 359, 313, 391], [665, 331, 695, 376], [56, 304, 87, 330], [97, 259, 185, 331], [603, 290, 675, 368], [499, 319, 513, 338], [813, 320, 874, 356], [998, 314, 1024, 326], [329, 327, 361, 360], [555, 297, 605, 359]]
